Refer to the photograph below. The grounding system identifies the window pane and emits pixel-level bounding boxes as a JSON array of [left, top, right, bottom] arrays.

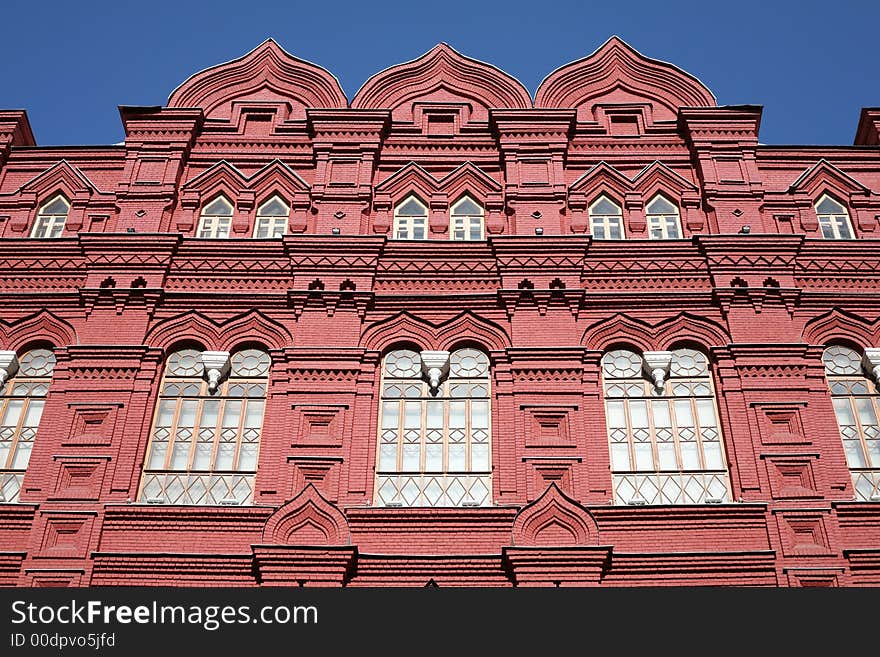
[[833, 398, 856, 425], [449, 402, 466, 428], [471, 400, 489, 428], [203, 197, 233, 216], [634, 441, 653, 471], [611, 443, 630, 470], [816, 196, 844, 215], [591, 197, 620, 215], [404, 402, 421, 429], [10, 441, 32, 469]]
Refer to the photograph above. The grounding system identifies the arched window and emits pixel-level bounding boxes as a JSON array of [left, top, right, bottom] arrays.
[[139, 347, 269, 505], [602, 347, 730, 505], [254, 196, 289, 238], [815, 195, 854, 239], [822, 345, 880, 501], [393, 196, 428, 240], [197, 196, 233, 238], [0, 348, 56, 503], [32, 195, 69, 238], [375, 347, 491, 507], [646, 195, 682, 239], [589, 196, 624, 240], [450, 196, 484, 241]]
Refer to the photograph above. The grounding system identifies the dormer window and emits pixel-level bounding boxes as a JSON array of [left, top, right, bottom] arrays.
[[393, 196, 428, 240], [197, 196, 233, 238], [450, 196, 484, 241], [815, 195, 854, 239], [31, 195, 69, 238], [254, 196, 289, 238], [589, 196, 624, 240], [646, 195, 682, 239]]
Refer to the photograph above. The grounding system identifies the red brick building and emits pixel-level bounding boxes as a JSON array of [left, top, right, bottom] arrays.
[[1, 37, 879, 587]]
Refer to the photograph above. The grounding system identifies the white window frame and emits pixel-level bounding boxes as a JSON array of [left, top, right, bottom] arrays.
[[450, 196, 485, 241], [31, 195, 69, 239], [197, 196, 233, 239], [646, 195, 682, 239], [589, 196, 625, 240], [815, 194, 854, 239], [254, 196, 290, 238], [393, 196, 428, 240]]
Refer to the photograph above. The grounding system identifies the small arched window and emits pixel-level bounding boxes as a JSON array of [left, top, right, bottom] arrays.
[[393, 196, 428, 240], [589, 196, 624, 240], [140, 347, 270, 505], [815, 195, 854, 239], [32, 195, 69, 238], [646, 195, 682, 239], [197, 196, 233, 238], [375, 347, 491, 507], [822, 345, 880, 500], [602, 347, 730, 505], [0, 348, 56, 503], [450, 196, 484, 241], [254, 196, 289, 238]]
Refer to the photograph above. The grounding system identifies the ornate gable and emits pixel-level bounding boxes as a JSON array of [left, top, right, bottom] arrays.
[[351, 43, 532, 120], [167, 39, 347, 121], [535, 36, 716, 122]]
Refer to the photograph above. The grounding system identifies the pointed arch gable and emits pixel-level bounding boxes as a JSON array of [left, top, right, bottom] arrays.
[[146, 310, 291, 353], [788, 159, 871, 198], [181, 160, 248, 197], [512, 483, 599, 546], [18, 160, 99, 197], [360, 311, 510, 353], [351, 43, 532, 118], [167, 39, 347, 120], [569, 162, 631, 210], [581, 313, 657, 351], [262, 484, 349, 546], [654, 312, 731, 351], [145, 312, 223, 352], [359, 312, 438, 352], [435, 312, 511, 352], [441, 162, 503, 205], [802, 309, 880, 347], [535, 36, 716, 122], [217, 310, 292, 352], [0, 310, 77, 351], [374, 162, 438, 198], [581, 312, 729, 352], [632, 161, 699, 196], [248, 159, 310, 204]]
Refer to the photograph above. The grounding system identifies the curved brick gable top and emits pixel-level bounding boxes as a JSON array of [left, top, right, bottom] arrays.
[[535, 36, 716, 122], [167, 39, 347, 120], [262, 484, 350, 546], [351, 43, 532, 120], [511, 483, 600, 547]]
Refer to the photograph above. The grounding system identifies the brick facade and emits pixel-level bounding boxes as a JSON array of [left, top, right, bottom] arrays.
[[1, 37, 879, 587]]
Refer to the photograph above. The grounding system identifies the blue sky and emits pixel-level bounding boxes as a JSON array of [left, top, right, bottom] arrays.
[[2, 0, 877, 146]]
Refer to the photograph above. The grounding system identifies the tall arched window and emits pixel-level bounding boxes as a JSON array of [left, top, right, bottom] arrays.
[[589, 195, 624, 240], [393, 196, 428, 240], [375, 347, 491, 507], [0, 348, 56, 503], [32, 195, 69, 238], [450, 196, 484, 241], [254, 196, 289, 238], [822, 345, 880, 501], [646, 195, 682, 239], [140, 347, 269, 505], [602, 347, 730, 505], [197, 196, 233, 238], [815, 195, 854, 239]]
